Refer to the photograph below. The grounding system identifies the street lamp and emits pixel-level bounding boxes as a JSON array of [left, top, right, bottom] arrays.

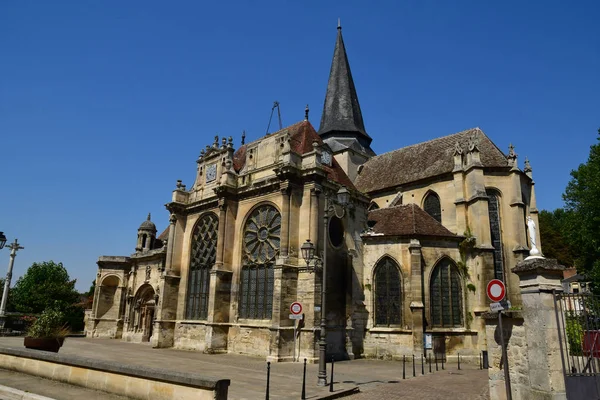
[[0, 232, 6, 250], [302, 187, 350, 386]]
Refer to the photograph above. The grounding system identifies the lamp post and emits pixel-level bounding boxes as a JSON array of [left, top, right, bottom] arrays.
[[302, 188, 350, 386], [0, 239, 24, 320]]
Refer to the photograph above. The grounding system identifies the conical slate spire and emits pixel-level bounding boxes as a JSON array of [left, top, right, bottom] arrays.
[[318, 24, 372, 147]]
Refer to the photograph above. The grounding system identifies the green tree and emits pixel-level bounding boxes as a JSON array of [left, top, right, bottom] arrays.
[[10, 261, 84, 331], [563, 128, 600, 290], [538, 209, 574, 267]]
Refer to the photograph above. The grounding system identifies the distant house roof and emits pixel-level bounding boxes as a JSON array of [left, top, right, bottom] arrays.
[[354, 128, 509, 193], [364, 204, 458, 238], [232, 120, 356, 190]]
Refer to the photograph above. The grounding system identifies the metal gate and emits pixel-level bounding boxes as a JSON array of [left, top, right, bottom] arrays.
[[554, 292, 600, 399]]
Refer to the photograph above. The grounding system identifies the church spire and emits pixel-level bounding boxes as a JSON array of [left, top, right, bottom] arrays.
[[318, 22, 372, 149]]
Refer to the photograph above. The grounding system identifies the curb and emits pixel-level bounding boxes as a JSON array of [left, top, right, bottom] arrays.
[[0, 384, 56, 400], [314, 385, 360, 399]]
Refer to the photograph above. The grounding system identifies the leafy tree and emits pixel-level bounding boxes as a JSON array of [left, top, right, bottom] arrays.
[[538, 209, 574, 267], [563, 128, 600, 290], [10, 261, 84, 331]]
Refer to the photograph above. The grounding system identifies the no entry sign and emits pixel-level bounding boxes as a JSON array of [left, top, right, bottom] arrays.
[[290, 302, 303, 315], [486, 279, 506, 302]]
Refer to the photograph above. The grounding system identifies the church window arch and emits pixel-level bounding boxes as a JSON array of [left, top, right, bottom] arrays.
[[186, 212, 219, 320], [430, 258, 463, 327], [239, 204, 280, 319], [423, 192, 442, 223], [374, 256, 402, 326], [487, 189, 505, 281]]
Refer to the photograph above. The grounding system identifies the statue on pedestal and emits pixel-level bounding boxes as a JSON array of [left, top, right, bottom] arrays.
[[526, 216, 542, 258]]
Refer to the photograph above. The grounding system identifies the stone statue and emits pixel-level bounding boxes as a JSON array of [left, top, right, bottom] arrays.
[[526, 216, 541, 257]]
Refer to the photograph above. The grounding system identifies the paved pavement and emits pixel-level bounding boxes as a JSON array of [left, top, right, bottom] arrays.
[[0, 337, 489, 399]]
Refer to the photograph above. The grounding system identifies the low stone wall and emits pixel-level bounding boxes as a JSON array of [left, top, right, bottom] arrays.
[[0, 347, 230, 400]]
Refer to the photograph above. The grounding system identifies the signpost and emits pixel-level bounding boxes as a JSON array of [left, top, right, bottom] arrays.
[[487, 279, 512, 400], [290, 302, 303, 362]]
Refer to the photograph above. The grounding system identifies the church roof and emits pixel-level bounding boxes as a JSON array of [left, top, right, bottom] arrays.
[[157, 226, 169, 241], [232, 120, 356, 190], [138, 213, 157, 232], [355, 128, 508, 193], [318, 25, 371, 147], [365, 204, 458, 238]]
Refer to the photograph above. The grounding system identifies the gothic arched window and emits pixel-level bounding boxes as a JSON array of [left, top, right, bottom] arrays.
[[239, 205, 281, 319], [430, 259, 463, 327], [374, 257, 402, 326], [487, 189, 504, 281], [424, 192, 442, 223], [186, 213, 219, 320]]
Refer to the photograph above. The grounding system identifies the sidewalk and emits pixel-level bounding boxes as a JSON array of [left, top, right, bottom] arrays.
[[0, 337, 488, 399]]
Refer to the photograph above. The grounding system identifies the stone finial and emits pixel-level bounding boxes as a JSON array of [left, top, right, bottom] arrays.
[[200, 148, 205, 157], [213, 135, 219, 148], [524, 157, 532, 173], [205, 145, 211, 152], [305, 104, 309, 121], [467, 134, 479, 153], [507, 143, 518, 168], [221, 137, 227, 149], [228, 136, 233, 148], [453, 141, 463, 156], [241, 130, 246, 145], [176, 180, 183, 189], [147, 213, 151, 221]]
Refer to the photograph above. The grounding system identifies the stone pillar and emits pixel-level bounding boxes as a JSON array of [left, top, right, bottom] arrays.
[[309, 186, 321, 247], [215, 200, 227, 268], [409, 239, 424, 354], [486, 258, 566, 400], [280, 183, 291, 258], [165, 213, 177, 272]]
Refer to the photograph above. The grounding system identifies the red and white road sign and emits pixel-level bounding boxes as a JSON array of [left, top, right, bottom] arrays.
[[486, 279, 506, 302], [290, 302, 303, 315]]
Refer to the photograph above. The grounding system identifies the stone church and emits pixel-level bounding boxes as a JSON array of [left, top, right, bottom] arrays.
[[89, 25, 541, 362]]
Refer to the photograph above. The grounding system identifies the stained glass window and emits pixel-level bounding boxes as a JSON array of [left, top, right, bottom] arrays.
[[374, 257, 402, 326], [239, 205, 280, 319], [424, 192, 442, 223], [487, 190, 504, 281], [430, 259, 463, 327], [186, 213, 218, 320]]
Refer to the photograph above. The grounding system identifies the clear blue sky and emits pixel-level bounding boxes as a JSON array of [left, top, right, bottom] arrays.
[[1, 1, 599, 291]]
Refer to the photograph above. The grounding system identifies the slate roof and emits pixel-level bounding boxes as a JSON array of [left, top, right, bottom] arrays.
[[365, 204, 458, 238], [354, 128, 508, 193], [157, 226, 169, 241], [232, 120, 356, 190], [318, 26, 371, 147]]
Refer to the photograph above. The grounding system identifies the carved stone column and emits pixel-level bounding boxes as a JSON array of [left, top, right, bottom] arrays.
[[215, 199, 227, 268], [409, 239, 425, 354], [165, 213, 177, 272], [280, 183, 291, 258]]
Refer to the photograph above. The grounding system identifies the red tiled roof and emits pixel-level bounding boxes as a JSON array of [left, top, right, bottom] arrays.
[[366, 204, 458, 238], [233, 144, 247, 172]]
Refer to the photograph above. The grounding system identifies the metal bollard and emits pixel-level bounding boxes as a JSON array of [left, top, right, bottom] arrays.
[[480, 352, 483, 370], [266, 361, 271, 400], [428, 353, 432, 373], [421, 353, 425, 375], [329, 357, 334, 393], [301, 358, 307, 400], [435, 353, 439, 371], [458, 353, 461, 370], [442, 354, 445, 370], [403, 355, 406, 379], [412, 354, 416, 377]]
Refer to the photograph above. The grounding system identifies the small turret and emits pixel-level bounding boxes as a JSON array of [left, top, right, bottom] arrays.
[[136, 213, 157, 252]]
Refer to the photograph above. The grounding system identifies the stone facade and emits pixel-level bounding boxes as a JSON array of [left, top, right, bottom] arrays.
[[89, 26, 540, 363]]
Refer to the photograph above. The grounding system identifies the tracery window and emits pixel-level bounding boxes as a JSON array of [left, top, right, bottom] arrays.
[[374, 257, 402, 326], [430, 259, 463, 327], [239, 205, 281, 319], [186, 213, 219, 320], [424, 192, 442, 223], [487, 190, 504, 281]]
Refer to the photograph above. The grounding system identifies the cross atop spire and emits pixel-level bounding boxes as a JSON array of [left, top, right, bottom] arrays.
[[318, 23, 373, 155]]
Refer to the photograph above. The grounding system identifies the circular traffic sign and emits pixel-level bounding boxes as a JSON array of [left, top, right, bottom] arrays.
[[486, 279, 506, 302], [290, 302, 303, 315]]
